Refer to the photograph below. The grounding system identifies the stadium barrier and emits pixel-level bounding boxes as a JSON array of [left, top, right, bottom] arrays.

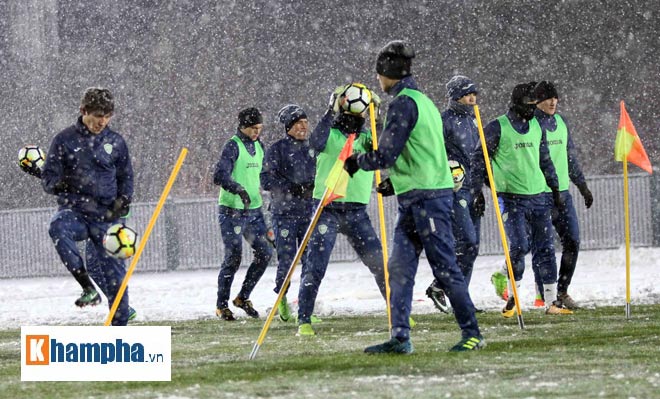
[[0, 174, 654, 278]]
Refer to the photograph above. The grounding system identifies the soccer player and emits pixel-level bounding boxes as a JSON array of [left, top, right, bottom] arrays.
[[25, 87, 134, 326], [295, 85, 387, 336], [425, 75, 485, 313], [260, 104, 316, 322], [345, 41, 483, 352], [213, 107, 273, 321], [471, 82, 573, 316], [530, 81, 593, 310]]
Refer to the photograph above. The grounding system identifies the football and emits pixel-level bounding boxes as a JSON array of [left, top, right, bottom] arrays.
[[18, 145, 46, 170], [103, 223, 138, 259], [340, 83, 372, 114], [448, 160, 465, 192]]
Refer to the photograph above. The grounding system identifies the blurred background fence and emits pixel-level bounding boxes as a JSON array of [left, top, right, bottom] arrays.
[[1, 173, 657, 278]]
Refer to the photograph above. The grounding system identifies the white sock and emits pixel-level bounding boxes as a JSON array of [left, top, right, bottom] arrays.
[[507, 280, 521, 297], [543, 284, 557, 308]]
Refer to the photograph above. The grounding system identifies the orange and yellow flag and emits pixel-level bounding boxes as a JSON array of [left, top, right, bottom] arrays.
[[615, 101, 652, 174], [323, 133, 356, 205]]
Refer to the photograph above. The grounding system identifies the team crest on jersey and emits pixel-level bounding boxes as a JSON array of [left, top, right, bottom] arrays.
[[459, 199, 468, 208], [104, 143, 113, 154], [280, 229, 289, 238], [234, 226, 242, 235], [308, 149, 316, 158], [502, 212, 508, 222], [318, 224, 328, 235], [472, 117, 477, 127]]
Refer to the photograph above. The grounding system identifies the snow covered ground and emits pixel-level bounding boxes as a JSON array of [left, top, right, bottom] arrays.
[[2, 247, 659, 329]]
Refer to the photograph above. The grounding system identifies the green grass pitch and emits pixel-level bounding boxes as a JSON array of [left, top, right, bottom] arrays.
[[1, 305, 658, 398]]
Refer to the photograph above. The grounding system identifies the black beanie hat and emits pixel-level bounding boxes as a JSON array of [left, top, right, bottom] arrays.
[[509, 82, 538, 120], [238, 107, 263, 128], [510, 82, 537, 106], [533, 81, 559, 102], [376, 40, 416, 79], [278, 104, 307, 132]]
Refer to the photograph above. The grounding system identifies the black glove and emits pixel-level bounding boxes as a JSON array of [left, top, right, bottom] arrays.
[[107, 195, 131, 221], [52, 176, 86, 195], [290, 183, 304, 196], [473, 190, 485, 217], [344, 153, 360, 177], [301, 182, 314, 199], [53, 180, 71, 195], [577, 182, 593, 209], [376, 178, 395, 197], [290, 182, 313, 199], [551, 188, 565, 209], [19, 162, 42, 179], [236, 187, 251, 209]]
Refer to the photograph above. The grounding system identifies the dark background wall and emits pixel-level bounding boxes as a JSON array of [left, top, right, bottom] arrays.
[[1, 0, 658, 209]]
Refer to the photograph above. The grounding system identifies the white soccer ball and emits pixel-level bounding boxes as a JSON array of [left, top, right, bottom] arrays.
[[103, 223, 138, 259], [340, 83, 372, 114], [18, 145, 46, 170], [448, 160, 465, 192]]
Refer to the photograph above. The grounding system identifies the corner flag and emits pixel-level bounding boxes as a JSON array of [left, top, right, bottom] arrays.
[[615, 101, 652, 174]]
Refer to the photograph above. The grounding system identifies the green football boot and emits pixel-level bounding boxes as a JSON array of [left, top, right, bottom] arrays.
[[449, 335, 485, 352], [364, 338, 413, 354], [128, 306, 137, 321], [74, 288, 101, 308], [278, 297, 292, 322], [297, 323, 315, 336]]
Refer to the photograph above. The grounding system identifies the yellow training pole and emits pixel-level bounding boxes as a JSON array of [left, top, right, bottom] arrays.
[[474, 106, 524, 329], [104, 148, 188, 326], [622, 159, 632, 319], [368, 101, 392, 330], [249, 188, 331, 360]]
